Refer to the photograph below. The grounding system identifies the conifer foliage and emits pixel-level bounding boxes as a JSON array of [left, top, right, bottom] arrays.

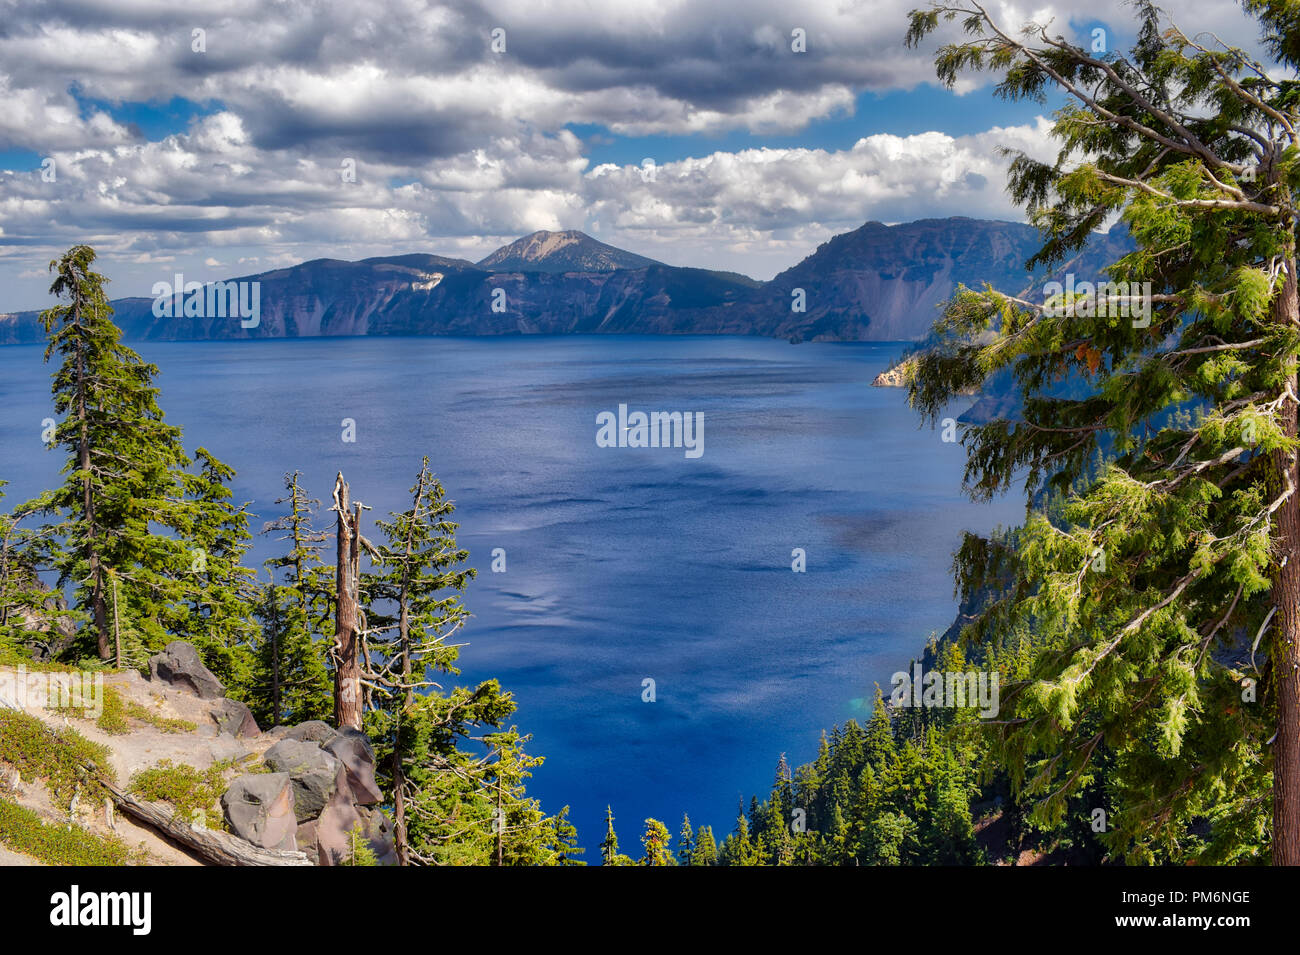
[[903, 0, 1300, 862], [29, 245, 254, 666]]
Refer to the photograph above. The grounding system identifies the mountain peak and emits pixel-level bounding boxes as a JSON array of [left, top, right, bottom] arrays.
[[477, 230, 662, 273]]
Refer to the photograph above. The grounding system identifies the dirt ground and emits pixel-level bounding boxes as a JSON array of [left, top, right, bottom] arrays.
[[0, 665, 279, 866]]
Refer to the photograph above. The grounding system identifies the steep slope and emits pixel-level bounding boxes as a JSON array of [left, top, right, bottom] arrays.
[[733, 217, 1135, 342], [477, 230, 663, 273]]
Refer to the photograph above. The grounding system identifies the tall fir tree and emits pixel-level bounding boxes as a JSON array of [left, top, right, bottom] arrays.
[[639, 818, 676, 866], [719, 802, 760, 866], [905, 0, 1300, 864], [254, 471, 333, 726], [600, 805, 634, 866], [677, 813, 696, 865], [691, 824, 718, 865], [31, 246, 231, 664], [169, 448, 259, 693], [361, 457, 473, 864]]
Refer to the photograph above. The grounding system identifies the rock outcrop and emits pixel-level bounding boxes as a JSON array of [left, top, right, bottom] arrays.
[[148, 642, 226, 700], [278, 720, 339, 745], [264, 739, 342, 822], [221, 774, 298, 852], [2, 638, 395, 866], [324, 729, 383, 806], [872, 361, 913, 387], [211, 698, 261, 738], [252, 726, 394, 864]]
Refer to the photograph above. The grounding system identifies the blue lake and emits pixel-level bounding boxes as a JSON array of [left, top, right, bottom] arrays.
[[0, 334, 1024, 853]]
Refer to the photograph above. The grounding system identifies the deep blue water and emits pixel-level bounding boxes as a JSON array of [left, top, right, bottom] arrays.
[[0, 334, 1024, 855]]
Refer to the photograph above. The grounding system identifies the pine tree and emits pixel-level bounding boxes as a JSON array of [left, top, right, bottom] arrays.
[[905, 0, 1300, 863], [863, 811, 917, 866], [864, 688, 896, 769], [0, 482, 71, 655], [31, 245, 213, 664], [169, 448, 259, 693], [391, 680, 566, 865], [254, 472, 332, 726], [677, 813, 695, 866], [719, 803, 760, 866], [824, 801, 850, 865], [764, 754, 796, 865], [547, 806, 586, 866], [599, 805, 633, 866], [805, 731, 831, 831], [639, 818, 675, 865], [600, 805, 619, 865], [341, 822, 379, 866], [771, 754, 794, 822], [691, 825, 718, 865], [362, 457, 473, 864]]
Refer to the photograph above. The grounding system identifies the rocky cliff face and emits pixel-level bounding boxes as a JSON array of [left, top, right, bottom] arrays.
[[0, 219, 1133, 345], [750, 217, 1133, 342]]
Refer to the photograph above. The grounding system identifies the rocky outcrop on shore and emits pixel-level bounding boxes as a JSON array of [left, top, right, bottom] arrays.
[[871, 361, 913, 387], [0, 641, 396, 866]]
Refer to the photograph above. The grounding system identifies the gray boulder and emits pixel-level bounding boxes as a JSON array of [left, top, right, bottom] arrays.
[[282, 720, 339, 745], [357, 806, 399, 866], [312, 789, 362, 866], [147, 641, 225, 700], [264, 738, 341, 822], [211, 698, 260, 739], [221, 773, 297, 852], [313, 793, 395, 865], [296, 818, 320, 864], [323, 728, 382, 805], [206, 736, 251, 764]]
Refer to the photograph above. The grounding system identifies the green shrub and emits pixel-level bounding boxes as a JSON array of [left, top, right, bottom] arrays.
[[0, 797, 134, 865], [128, 760, 226, 828], [342, 822, 379, 866], [0, 650, 117, 675], [93, 685, 129, 734], [0, 709, 115, 808]]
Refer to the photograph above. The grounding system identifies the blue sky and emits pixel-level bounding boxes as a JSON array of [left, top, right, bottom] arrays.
[[0, 0, 1273, 310]]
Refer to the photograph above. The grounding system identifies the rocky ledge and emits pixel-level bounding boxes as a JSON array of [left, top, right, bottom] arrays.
[[0, 640, 396, 866]]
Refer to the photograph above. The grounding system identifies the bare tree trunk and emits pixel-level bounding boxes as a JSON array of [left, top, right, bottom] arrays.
[[1273, 251, 1300, 866], [73, 306, 110, 660], [333, 473, 363, 731], [392, 751, 408, 866], [268, 576, 282, 725], [496, 786, 504, 867], [97, 775, 311, 866], [110, 571, 121, 669]]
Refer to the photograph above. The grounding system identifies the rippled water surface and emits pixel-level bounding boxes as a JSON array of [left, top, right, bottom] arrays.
[[0, 334, 1025, 851]]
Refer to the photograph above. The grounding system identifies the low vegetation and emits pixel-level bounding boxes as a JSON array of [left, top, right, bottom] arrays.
[[0, 709, 114, 808], [0, 797, 135, 865], [128, 760, 228, 828]]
